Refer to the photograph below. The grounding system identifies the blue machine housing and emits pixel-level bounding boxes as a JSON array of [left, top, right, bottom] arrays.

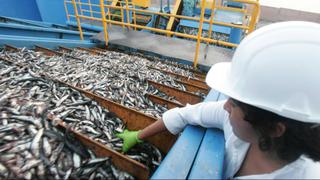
[[177, 6, 245, 45]]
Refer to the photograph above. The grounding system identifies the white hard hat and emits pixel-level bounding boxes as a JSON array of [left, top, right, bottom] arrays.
[[206, 21, 320, 124]]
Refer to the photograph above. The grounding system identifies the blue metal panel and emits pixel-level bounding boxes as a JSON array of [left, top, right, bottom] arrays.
[[0, 23, 94, 40], [186, 90, 225, 179], [214, 9, 244, 25], [0, 35, 95, 49], [194, 8, 213, 16], [179, 19, 231, 34], [229, 27, 242, 44], [36, 0, 67, 24], [226, 2, 244, 8], [66, 21, 102, 32], [0, 0, 42, 21], [152, 90, 221, 179], [188, 128, 225, 179], [123, 9, 133, 24], [151, 126, 206, 179], [142, 15, 156, 33], [0, 16, 74, 31]]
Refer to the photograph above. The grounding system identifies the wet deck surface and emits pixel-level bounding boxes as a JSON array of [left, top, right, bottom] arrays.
[[92, 25, 234, 69]]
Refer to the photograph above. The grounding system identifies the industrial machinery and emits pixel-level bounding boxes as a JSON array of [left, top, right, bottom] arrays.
[[176, 0, 246, 45], [104, 0, 257, 46]]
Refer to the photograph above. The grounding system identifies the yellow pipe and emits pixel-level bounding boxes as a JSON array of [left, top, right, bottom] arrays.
[[71, 0, 84, 40], [77, 0, 84, 15], [67, 1, 254, 31], [78, 15, 237, 48], [216, 5, 246, 13], [111, 0, 118, 6], [66, 1, 250, 30], [230, 0, 260, 33], [64, 0, 70, 21], [81, 9, 101, 15], [122, 7, 249, 29], [124, 0, 131, 29], [108, 5, 249, 30], [166, 0, 182, 36], [193, 0, 207, 68], [132, 3, 137, 30], [107, 5, 112, 26], [120, 3, 125, 28], [207, 0, 216, 41], [88, 0, 93, 17], [100, 0, 109, 46]]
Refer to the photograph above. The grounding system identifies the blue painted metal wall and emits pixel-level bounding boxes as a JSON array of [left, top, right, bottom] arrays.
[[0, 0, 75, 25], [0, 0, 42, 21], [36, 0, 67, 24]]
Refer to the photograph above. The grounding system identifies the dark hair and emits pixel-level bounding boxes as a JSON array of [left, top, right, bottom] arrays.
[[231, 98, 320, 162]]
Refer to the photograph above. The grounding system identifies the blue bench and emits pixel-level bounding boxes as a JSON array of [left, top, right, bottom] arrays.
[[152, 90, 228, 179]]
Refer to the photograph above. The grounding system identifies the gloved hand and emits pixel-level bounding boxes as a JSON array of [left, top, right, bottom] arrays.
[[116, 130, 143, 153]]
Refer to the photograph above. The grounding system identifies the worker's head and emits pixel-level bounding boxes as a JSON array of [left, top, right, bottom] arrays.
[[206, 21, 320, 162]]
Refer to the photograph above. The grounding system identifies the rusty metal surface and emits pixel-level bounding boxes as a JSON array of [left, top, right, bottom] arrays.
[[149, 66, 209, 89], [146, 93, 184, 109], [4, 44, 19, 51], [35, 45, 63, 56], [93, 47, 107, 52], [175, 79, 209, 94], [148, 80, 202, 105], [77, 47, 99, 55], [56, 80, 177, 154], [58, 46, 73, 52], [190, 69, 206, 80], [47, 114, 149, 179]]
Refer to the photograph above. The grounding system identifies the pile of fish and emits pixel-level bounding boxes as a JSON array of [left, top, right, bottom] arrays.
[[0, 60, 161, 178], [178, 26, 230, 44], [1, 48, 204, 118]]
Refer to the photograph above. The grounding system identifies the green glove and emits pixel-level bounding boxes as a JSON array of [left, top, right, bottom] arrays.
[[116, 130, 143, 153]]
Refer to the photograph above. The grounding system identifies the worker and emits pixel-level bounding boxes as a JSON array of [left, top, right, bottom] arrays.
[[117, 21, 320, 178]]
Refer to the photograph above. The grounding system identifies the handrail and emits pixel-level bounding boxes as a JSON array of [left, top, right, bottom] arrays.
[[64, 0, 260, 67]]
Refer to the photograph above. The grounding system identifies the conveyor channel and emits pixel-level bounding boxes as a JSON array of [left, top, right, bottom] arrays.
[[0, 44, 215, 179]]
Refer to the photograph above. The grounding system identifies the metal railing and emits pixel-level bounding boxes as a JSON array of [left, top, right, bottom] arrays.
[[64, 0, 260, 68]]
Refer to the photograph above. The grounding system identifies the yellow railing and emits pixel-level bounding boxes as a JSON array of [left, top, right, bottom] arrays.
[[64, 0, 260, 68]]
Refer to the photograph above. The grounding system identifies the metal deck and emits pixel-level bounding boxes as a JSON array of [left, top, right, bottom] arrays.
[[93, 25, 234, 70]]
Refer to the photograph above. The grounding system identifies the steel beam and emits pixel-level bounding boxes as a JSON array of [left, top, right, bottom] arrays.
[[148, 80, 202, 105]]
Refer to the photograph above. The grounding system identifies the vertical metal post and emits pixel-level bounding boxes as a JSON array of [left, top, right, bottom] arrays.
[[120, 1, 125, 28], [248, 2, 259, 33], [132, 3, 137, 30], [88, 0, 93, 17], [64, 0, 70, 21], [202, 0, 216, 61], [193, 0, 207, 68], [124, 0, 131, 29], [100, 0, 109, 46], [106, 0, 112, 26], [207, 0, 216, 40], [77, 0, 84, 15], [71, 0, 84, 40]]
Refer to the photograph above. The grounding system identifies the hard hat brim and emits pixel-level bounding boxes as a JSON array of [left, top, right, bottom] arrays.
[[206, 62, 232, 97]]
